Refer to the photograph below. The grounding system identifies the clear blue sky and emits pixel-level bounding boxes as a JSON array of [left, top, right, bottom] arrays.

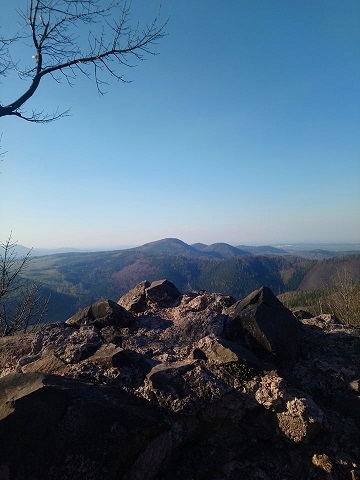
[[1, 0, 359, 248]]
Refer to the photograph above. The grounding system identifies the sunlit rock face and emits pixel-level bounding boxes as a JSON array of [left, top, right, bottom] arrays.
[[0, 281, 359, 480]]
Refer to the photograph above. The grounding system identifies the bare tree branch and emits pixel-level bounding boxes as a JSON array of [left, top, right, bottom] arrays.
[[0, 0, 167, 122], [0, 233, 50, 336], [0, 234, 31, 300]]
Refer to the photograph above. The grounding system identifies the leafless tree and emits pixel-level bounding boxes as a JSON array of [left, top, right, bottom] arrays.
[[0, 234, 49, 336], [326, 267, 360, 326], [0, 2, 166, 329], [0, 0, 166, 123]]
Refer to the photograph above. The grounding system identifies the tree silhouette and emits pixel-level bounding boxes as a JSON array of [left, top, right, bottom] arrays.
[[0, 0, 166, 123], [0, 234, 49, 336], [0, 1, 166, 333]]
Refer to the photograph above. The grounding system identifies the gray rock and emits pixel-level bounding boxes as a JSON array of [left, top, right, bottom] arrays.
[[118, 280, 181, 313], [118, 280, 150, 313], [0, 373, 169, 480], [140, 360, 233, 415], [196, 336, 264, 364], [84, 343, 128, 368], [1, 282, 360, 480], [66, 298, 134, 329], [254, 374, 325, 444], [145, 280, 181, 307], [21, 354, 67, 374], [224, 286, 301, 363], [58, 326, 103, 364]]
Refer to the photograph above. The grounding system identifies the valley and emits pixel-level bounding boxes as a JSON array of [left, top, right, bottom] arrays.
[[21, 238, 360, 323]]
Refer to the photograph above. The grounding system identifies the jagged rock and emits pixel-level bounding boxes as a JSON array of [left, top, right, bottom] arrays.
[[84, 343, 128, 368], [145, 279, 181, 306], [276, 395, 324, 444], [140, 360, 234, 415], [66, 298, 134, 329], [315, 313, 342, 325], [0, 333, 36, 378], [254, 374, 287, 411], [194, 335, 269, 371], [226, 286, 285, 316], [350, 379, 360, 392], [181, 290, 235, 313], [224, 286, 301, 363], [254, 374, 325, 444], [0, 373, 169, 480], [58, 326, 103, 364], [118, 280, 181, 313], [118, 280, 150, 312], [21, 354, 68, 375]]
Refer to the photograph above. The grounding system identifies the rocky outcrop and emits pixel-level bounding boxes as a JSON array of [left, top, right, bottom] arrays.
[[0, 281, 359, 480], [118, 279, 181, 313]]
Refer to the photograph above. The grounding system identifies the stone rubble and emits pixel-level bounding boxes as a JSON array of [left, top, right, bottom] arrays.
[[0, 279, 359, 479]]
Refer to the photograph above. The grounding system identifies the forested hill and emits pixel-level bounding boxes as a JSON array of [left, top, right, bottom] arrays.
[[21, 238, 360, 322]]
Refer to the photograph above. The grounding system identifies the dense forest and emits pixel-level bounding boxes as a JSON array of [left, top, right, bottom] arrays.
[[17, 239, 360, 324]]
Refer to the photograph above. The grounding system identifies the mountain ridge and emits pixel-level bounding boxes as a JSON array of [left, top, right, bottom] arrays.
[[12, 237, 360, 259], [18, 237, 360, 323]]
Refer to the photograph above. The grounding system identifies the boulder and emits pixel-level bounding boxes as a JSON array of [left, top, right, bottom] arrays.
[[118, 280, 181, 313], [226, 286, 285, 316], [276, 395, 324, 444], [84, 343, 129, 368], [0, 373, 169, 480], [193, 336, 269, 371], [21, 354, 68, 375], [145, 280, 181, 307], [254, 374, 325, 444], [140, 361, 233, 415], [118, 280, 150, 312], [224, 286, 301, 363], [66, 298, 134, 329]]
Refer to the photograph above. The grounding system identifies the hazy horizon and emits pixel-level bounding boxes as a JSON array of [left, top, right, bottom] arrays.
[[15, 237, 360, 253]]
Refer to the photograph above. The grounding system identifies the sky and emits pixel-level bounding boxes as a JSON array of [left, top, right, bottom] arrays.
[[1, 0, 359, 249]]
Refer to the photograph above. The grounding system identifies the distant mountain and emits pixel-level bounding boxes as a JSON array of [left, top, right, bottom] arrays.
[[202, 243, 250, 259], [278, 243, 360, 259], [236, 245, 287, 255], [133, 238, 203, 257], [131, 239, 248, 259], [191, 243, 208, 251], [13, 244, 86, 257], [192, 243, 287, 256]]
